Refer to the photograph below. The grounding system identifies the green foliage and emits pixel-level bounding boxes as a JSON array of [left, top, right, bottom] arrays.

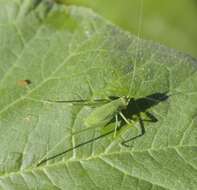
[[67, 0, 197, 58], [0, 0, 196, 189]]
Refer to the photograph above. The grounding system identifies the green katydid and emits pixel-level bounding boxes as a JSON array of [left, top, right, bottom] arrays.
[[84, 96, 132, 131], [36, 95, 137, 166], [36, 93, 167, 166], [45, 95, 134, 136]]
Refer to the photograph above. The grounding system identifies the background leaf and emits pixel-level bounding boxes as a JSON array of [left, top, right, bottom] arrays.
[[65, 0, 197, 58], [0, 0, 197, 190]]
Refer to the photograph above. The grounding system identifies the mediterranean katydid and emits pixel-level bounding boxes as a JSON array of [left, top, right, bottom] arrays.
[[36, 95, 137, 166], [44, 95, 134, 137], [84, 96, 132, 133], [36, 93, 167, 166]]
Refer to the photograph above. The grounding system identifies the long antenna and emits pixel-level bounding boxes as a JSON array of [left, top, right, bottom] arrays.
[[128, 0, 144, 96]]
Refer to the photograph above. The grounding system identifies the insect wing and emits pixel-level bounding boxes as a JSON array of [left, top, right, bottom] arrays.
[[84, 98, 127, 127]]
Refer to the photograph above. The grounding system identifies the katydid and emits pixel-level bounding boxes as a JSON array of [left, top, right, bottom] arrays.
[[36, 96, 135, 166], [45, 96, 133, 135], [84, 96, 131, 128], [36, 92, 170, 166]]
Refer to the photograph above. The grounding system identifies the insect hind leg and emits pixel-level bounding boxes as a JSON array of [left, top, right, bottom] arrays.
[[120, 113, 145, 147]]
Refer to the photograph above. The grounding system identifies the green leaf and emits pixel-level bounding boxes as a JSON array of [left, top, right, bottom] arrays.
[[66, 0, 197, 58], [0, 1, 197, 190]]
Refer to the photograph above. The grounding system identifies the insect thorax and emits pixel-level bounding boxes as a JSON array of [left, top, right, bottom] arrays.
[[119, 96, 130, 107]]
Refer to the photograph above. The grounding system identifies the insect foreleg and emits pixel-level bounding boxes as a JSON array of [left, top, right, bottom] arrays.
[[119, 112, 133, 125]]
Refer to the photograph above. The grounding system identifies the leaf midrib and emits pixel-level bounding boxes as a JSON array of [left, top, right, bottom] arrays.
[[0, 144, 195, 179]]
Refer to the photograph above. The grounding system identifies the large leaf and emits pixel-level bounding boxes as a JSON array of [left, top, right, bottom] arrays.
[[0, 0, 197, 190]]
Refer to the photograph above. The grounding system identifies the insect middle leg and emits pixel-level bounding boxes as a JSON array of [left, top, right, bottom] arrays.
[[120, 113, 145, 147], [119, 112, 133, 125]]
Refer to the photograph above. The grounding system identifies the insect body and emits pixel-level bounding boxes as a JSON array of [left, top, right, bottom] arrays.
[[37, 96, 134, 166], [37, 92, 167, 166], [84, 96, 130, 128], [45, 96, 133, 135]]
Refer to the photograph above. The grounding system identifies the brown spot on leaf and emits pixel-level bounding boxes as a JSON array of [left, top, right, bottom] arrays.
[[17, 79, 31, 87]]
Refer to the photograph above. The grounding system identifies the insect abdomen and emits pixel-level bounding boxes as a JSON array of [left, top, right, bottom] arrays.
[[84, 97, 128, 127]]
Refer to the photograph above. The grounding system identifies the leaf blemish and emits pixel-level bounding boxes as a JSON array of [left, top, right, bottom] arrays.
[[17, 79, 32, 87]]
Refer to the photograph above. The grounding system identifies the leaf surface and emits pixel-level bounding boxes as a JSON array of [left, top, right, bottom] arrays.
[[0, 1, 197, 190]]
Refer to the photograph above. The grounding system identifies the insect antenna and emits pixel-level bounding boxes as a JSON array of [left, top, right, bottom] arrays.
[[128, 0, 144, 97], [44, 98, 111, 106]]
